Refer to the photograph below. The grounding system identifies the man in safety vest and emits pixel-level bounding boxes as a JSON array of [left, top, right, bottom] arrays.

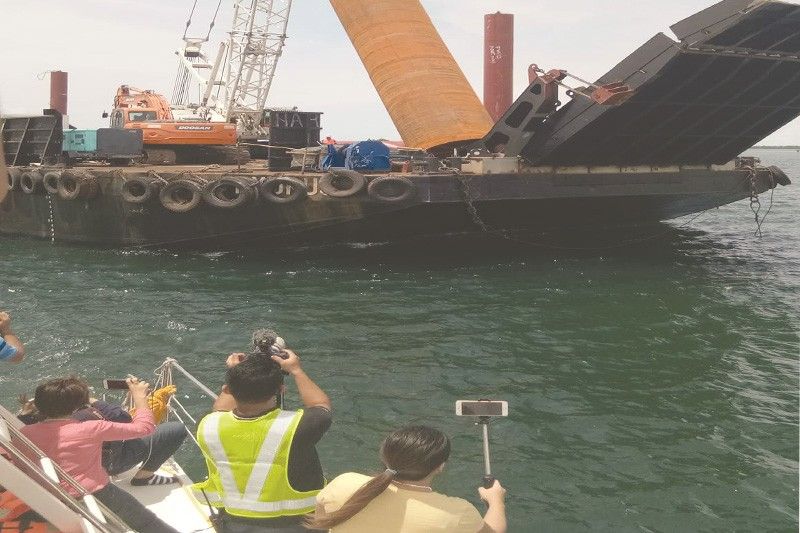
[[321, 136, 338, 170], [194, 348, 331, 532]]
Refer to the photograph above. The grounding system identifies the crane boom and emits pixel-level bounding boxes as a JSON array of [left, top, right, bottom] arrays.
[[172, 0, 292, 139]]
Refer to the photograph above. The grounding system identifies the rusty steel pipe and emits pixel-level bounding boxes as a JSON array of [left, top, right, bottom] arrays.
[[49, 71, 68, 116], [484, 12, 514, 121], [329, 0, 493, 152]]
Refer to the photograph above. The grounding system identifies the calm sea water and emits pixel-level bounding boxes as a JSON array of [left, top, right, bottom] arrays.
[[1, 149, 798, 532]]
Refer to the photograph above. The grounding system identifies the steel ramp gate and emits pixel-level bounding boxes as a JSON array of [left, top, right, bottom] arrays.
[[504, 0, 800, 166]]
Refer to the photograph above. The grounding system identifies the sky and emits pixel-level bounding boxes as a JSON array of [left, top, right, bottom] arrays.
[[0, 0, 797, 145]]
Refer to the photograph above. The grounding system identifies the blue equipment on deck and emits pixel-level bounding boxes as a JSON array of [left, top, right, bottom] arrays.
[[345, 140, 390, 171]]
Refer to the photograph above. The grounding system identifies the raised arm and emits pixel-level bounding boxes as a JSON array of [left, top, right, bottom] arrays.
[[272, 349, 331, 411], [0, 311, 25, 363], [212, 353, 246, 411], [90, 377, 155, 441]]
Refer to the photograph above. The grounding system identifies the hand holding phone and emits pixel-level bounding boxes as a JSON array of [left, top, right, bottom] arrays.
[[103, 379, 129, 390]]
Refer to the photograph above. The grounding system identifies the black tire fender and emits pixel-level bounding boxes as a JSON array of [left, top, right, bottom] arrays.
[[58, 170, 99, 200], [159, 178, 206, 213], [7, 168, 22, 191], [258, 176, 308, 204], [367, 176, 417, 203], [319, 168, 367, 198], [122, 176, 160, 204], [204, 176, 257, 209], [43, 171, 61, 194], [767, 166, 791, 186], [20, 170, 44, 194]]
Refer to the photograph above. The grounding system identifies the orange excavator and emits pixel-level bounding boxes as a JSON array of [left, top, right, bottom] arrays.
[[108, 85, 250, 165]]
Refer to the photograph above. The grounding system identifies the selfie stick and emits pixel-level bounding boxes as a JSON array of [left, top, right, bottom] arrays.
[[479, 416, 495, 489]]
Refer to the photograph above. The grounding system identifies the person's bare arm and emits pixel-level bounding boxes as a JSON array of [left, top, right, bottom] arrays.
[[272, 349, 331, 410], [212, 353, 245, 411], [477, 480, 507, 533], [127, 377, 152, 413], [0, 311, 25, 363]]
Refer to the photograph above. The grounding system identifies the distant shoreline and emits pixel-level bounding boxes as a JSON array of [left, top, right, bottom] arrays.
[[751, 146, 800, 149]]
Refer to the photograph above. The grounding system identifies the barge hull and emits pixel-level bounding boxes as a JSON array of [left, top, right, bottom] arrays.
[[0, 164, 783, 249]]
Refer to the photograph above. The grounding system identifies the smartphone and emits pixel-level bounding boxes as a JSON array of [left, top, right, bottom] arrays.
[[102, 379, 129, 390], [455, 400, 508, 417]]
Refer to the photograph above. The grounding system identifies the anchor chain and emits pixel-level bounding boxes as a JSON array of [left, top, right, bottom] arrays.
[[747, 166, 775, 238], [455, 174, 490, 232], [747, 166, 763, 237]]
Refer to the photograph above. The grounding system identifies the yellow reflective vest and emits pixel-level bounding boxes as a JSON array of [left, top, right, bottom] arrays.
[[192, 409, 320, 518]]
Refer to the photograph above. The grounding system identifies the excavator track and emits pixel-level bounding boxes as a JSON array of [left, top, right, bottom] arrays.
[[211, 146, 252, 165], [143, 146, 251, 165]]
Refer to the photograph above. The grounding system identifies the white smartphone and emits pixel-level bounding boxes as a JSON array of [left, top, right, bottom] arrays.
[[455, 400, 508, 417], [102, 379, 129, 390]]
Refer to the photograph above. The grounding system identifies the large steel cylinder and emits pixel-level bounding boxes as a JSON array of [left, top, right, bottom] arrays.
[[330, 0, 493, 151], [49, 71, 68, 116], [484, 13, 514, 122]]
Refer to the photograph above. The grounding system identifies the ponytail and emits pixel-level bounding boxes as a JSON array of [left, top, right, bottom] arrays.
[[308, 426, 450, 529], [306, 469, 396, 530]]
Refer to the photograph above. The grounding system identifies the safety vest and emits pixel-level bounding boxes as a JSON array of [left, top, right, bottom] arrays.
[[192, 409, 319, 519]]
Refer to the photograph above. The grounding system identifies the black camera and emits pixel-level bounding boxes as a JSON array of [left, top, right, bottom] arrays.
[[251, 329, 288, 359]]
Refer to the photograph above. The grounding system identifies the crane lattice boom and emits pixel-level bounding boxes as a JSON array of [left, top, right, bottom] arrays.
[[172, 0, 292, 139]]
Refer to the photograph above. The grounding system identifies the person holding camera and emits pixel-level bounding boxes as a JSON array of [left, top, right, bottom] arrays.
[[310, 425, 508, 533], [0, 311, 25, 363], [193, 343, 332, 532]]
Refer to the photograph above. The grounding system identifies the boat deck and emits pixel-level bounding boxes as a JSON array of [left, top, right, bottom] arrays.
[[113, 460, 211, 532]]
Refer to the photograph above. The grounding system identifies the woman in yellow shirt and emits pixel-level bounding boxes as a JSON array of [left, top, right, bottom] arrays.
[[310, 426, 507, 533]]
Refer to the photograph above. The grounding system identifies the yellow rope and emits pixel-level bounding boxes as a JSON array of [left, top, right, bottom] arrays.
[[129, 385, 177, 424]]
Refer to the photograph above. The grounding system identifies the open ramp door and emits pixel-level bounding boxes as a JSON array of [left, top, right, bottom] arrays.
[[487, 0, 800, 166]]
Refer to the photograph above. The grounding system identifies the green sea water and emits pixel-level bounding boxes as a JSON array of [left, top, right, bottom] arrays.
[[1, 149, 798, 532]]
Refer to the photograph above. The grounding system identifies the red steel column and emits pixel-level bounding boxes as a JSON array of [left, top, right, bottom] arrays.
[[49, 71, 68, 116], [484, 12, 514, 122]]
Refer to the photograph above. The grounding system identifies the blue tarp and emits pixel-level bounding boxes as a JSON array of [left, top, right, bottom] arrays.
[[344, 140, 391, 171]]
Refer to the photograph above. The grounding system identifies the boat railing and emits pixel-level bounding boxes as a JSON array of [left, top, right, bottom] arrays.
[[0, 404, 132, 533], [147, 357, 218, 451]]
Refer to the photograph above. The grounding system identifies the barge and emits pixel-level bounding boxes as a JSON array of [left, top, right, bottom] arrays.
[[0, 160, 787, 249], [1, 0, 798, 249]]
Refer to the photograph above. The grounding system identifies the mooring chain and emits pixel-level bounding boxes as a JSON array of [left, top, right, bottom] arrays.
[[746, 166, 764, 238], [455, 174, 490, 232]]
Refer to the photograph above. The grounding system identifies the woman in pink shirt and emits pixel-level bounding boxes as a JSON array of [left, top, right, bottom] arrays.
[[20, 375, 179, 533]]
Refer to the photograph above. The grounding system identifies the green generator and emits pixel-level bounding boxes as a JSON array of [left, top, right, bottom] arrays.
[[63, 128, 143, 166]]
